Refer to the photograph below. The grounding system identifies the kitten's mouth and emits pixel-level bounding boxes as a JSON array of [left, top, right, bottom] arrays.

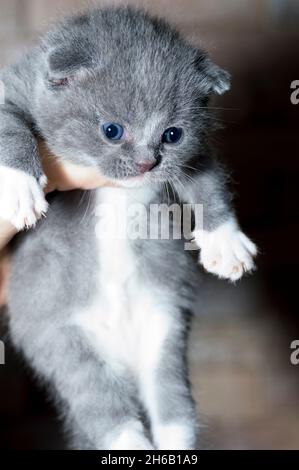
[[135, 155, 162, 176], [105, 154, 164, 189], [115, 159, 162, 188]]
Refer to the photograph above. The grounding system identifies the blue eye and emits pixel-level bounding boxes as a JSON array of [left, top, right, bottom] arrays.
[[102, 123, 124, 141], [162, 127, 183, 144]]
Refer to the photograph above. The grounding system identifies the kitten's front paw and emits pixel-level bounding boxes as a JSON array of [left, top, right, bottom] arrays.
[[194, 219, 257, 282], [0, 166, 48, 230]]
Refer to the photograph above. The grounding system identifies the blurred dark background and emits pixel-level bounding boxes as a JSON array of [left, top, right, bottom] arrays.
[[0, 0, 299, 449]]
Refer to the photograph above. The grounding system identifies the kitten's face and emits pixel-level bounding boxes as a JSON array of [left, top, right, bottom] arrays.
[[35, 7, 229, 188]]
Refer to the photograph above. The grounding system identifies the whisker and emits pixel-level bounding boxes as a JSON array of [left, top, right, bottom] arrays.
[[179, 163, 200, 172], [184, 106, 239, 111], [80, 190, 92, 225], [171, 174, 187, 197], [178, 170, 199, 186], [166, 182, 171, 206], [168, 179, 178, 204], [206, 116, 236, 124]]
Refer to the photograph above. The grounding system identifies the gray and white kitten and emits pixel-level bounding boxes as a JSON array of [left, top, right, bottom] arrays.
[[1, 7, 256, 449]]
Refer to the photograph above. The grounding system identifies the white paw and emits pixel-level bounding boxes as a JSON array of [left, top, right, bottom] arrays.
[[194, 218, 257, 282], [154, 423, 196, 450], [0, 166, 48, 230], [108, 422, 154, 450]]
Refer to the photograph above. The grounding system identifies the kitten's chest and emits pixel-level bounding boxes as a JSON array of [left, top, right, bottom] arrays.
[[74, 187, 158, 370], [95, 187, 142, 300]]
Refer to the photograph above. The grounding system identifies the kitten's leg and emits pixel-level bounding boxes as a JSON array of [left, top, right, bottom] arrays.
[[177, 163, 257, 281], [138, 309, 197, 450], [0, 78, 47, 230], [12, 324, 153, 450]]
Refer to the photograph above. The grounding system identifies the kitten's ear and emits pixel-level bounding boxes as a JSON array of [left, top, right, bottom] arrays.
[[46, 43, 93, 84], [194, 51, 231, 96]]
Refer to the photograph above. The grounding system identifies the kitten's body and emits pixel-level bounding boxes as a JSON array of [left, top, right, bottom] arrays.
[[1, 7, 257, 449], [9, 186, 198, 449]]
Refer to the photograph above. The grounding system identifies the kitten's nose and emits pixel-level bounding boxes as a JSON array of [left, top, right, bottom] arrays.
[[137, 160, 157, 174]]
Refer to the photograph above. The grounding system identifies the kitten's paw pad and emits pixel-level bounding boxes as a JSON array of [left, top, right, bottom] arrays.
[[0, 166, 48, 230], [194, 220, 257, 282], [108, 423, 154, 450]]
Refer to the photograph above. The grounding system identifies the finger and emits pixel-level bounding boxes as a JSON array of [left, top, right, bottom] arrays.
[[42, 155, 117, 193]]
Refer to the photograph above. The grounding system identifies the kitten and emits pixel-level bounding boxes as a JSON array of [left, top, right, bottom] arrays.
[[2, 7, 256, 449]]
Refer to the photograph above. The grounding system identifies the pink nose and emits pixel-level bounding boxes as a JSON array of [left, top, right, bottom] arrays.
[[137, 161, 156, 174]]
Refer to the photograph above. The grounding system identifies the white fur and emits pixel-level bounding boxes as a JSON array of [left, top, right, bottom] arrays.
[[74, 188, 171, 372], [155, 423, 196, 450], [73, 188, 175, 449], [138, 112, 165, 147], [0, 166, 48, 230], [194, 218, 257, 281], [107, 421, 154, 450]]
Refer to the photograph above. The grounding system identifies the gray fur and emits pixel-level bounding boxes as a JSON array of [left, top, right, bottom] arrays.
[[3, 6, 235, 449], [0, 6, 231, 228]]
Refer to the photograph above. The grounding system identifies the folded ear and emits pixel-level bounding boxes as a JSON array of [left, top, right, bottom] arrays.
[[46, 40, 94, 84], [194, 51, 231, 96]]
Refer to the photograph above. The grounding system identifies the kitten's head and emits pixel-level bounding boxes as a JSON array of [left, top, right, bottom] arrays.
[[35, 6, 230, 188]]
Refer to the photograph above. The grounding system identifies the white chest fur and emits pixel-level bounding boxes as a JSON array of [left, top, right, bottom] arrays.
[[73, 187, 171, 375]]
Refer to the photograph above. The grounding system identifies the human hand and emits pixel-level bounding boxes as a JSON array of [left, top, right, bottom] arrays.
[[0, 141, 115, 250]]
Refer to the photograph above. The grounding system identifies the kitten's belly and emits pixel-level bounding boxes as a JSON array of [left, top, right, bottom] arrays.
[[73, 188, 171, 375]]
